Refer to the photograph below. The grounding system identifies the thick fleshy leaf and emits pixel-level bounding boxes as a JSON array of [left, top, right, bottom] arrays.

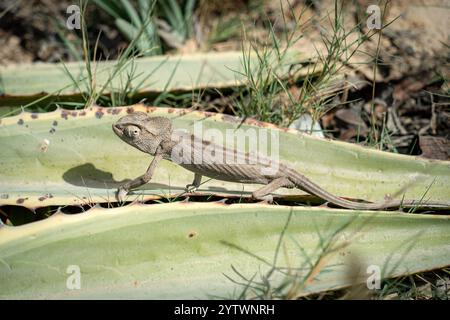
[[0, 105, 449, 208], [0, 50, 308, 106], [0, 203, 449, 299]]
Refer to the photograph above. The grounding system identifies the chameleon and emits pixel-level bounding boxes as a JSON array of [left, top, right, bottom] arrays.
[[112, 111, 437, 210]]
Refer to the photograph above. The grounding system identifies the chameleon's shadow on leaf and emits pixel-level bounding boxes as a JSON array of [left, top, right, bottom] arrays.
[[62, 163, 174, 190], [62, 163, 129, 188]]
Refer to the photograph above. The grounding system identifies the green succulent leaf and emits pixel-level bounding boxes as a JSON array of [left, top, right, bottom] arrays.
[[0, 105, 449, 208], [0, 203, 449, 299], [0, 50, 308, 106]]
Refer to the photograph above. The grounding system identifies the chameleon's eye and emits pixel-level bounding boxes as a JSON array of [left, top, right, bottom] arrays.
[[126, 125, 141, 138]]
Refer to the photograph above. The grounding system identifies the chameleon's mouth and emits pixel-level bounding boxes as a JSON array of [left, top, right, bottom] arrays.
[[112, 124, 124, 136]]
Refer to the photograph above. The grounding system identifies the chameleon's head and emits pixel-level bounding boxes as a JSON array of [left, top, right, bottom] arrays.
[[113, 112, 173, 155]]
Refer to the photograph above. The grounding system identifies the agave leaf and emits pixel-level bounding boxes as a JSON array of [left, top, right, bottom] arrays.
[[115, 18, 139, 41], [91, 0, 123, 20], [0, 105, 449, 208], [0, 50, 308, 106], [115, 18, 154, 54], [120, 0, 143, 30], [0, 203, 449, 299]]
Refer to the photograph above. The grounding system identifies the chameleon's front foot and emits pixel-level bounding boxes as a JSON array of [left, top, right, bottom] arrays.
[[116, 186, 129, 203], [185, 173, 202, 194], [185, 184, 198, 193]]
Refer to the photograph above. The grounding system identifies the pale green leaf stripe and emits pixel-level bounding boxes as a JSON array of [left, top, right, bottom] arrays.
[[0, 105, 449, 208], [0, 203, 449, 299]]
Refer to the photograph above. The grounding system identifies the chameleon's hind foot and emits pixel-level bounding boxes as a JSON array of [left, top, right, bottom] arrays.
[[253, 194, 274, 204], [116, 187, 129, 203]]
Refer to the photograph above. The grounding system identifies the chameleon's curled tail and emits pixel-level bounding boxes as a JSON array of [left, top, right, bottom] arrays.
[[290, 171, 431, 210]]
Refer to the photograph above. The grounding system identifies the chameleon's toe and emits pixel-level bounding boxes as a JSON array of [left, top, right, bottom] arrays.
[[116, 187, 129, 203], [185, 184, 198, 193]]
